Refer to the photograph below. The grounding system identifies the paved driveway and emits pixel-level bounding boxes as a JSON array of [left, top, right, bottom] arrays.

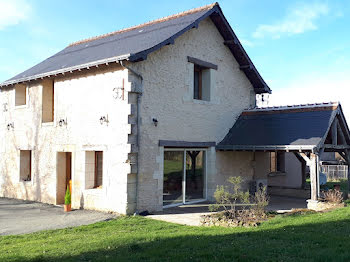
[[0, 198, 117, 235]]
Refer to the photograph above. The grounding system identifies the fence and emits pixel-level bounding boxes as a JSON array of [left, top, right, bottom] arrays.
[[320, 165, 348, 181]]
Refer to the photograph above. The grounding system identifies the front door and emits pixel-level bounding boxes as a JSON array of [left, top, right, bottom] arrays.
[[56, 152, 72, 205], [163, 149, 206, 207]]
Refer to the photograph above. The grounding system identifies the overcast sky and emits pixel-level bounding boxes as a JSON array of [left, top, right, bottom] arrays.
[[0, 0, 349, 116]]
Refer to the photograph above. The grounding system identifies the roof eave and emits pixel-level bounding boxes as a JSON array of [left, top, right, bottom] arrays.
[[129, 5, 271, 94], [0, 54, 131, 88], [216, 144, 316, 152]]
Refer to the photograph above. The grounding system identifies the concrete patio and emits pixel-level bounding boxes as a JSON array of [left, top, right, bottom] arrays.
[[147, 196, 308, 226]]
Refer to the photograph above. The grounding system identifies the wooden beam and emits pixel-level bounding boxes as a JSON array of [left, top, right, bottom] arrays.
[[309, 153, 318, 201], [337, 120, 347, 145], [294, 153, 306, 188], [223, 39, 238, 45], [239, 65, 252, 70], [332, 118, 338, 145], [298, 153, 311, 165], [345, 149, 350, 199], [324, 145, 350, 150]]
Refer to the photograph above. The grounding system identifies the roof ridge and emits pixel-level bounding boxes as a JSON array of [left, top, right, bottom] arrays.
[[246, 102, 339, 112], [68, 2, 218, 47]]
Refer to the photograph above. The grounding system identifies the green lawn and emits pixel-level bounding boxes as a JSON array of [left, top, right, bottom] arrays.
[[2, 206, 350, 262], [306, 178, 349, 193]]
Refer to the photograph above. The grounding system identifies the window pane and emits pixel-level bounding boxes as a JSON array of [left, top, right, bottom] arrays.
[[194, 69, 200, 99], [163, 151, 184, 206], [20, 150, 31, 181], [95, 151, 103, 188], [277, 152, 285, 172], [15, 85, 26, 106], [185, 151, 204, 201], [270, 152, 276, 172]]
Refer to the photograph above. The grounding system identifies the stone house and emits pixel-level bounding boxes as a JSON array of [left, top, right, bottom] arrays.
[[1, 3, 350, 214]]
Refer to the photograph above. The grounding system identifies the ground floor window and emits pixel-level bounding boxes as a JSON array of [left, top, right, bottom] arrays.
[[20, 150, 31, 181], [95, 151, 103, 188], [85, 151, 103, 189], [163, 149, 206, 207], [270, 151, 285, 172]]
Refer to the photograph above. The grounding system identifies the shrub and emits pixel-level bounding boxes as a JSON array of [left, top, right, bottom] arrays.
[[252, 186, 269, 218], [324, 189, 343, 203], [64, 185, 71, 205], [209, 176, 250, 218], [205, 176, 269, 227]]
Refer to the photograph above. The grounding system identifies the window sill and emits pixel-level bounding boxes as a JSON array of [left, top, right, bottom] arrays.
[[84, 188, 103, 194], [41, 122, 54, 127], [15, 105, 27, 109], [192, 99, 212, 105], [20, 180, 32, 184], [268, 172, 286, 177]]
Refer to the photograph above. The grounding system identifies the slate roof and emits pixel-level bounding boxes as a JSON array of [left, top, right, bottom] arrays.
[[0, 3, 270, 93], [217, 102, 341, 151]]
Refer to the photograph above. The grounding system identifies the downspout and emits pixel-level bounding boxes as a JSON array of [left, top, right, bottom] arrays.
[[120, 61, 143, 214]]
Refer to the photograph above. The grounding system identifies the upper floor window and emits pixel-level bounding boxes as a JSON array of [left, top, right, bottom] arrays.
[[42, 80, 54, 123], [270, 151, 285, 173], [15, 84, 27, 106], [188, 56, 217, 102]]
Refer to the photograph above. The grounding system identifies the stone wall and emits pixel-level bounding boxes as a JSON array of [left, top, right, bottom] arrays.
[[0, 64, 133, 214], [130, 17, 256, 212]]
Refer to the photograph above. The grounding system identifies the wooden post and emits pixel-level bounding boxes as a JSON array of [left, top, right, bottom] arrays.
[[332, 118, 338, 145], [346, 150, 350, 199], [316, 154, 321, 198], [310, 153, 318, 201], [293, 152, 307, 188]]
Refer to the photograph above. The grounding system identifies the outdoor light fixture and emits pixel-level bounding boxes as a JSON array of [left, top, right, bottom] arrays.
[[7, 122, 14, 130], [58, 118, 67, 127], [100, 115, 109, 125], [152, 118, 158, 127]]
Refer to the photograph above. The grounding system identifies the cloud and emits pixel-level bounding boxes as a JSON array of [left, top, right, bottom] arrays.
[[265, 70, 350, 120], [0, 0, 31, 30], [253, 2, 329, 39]]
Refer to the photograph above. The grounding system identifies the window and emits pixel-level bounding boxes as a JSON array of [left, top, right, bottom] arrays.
[[270, 151, 285, 172], [20, 150, 31, 181], [42, 80, 54, 122], [15, 84, 27, 106], [193, 65, 211, 101], [188, 56, 217, 102], [95, 151, 103, 188], [85, 151, 103, 189]]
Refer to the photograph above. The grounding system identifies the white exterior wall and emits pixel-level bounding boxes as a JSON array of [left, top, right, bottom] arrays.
[[131, 18, 256, 212], [255, 152, 303, 189], [0, 64, 133, 213]]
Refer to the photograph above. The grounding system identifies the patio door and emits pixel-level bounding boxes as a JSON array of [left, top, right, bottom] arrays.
[[163, 149, 206, 207]]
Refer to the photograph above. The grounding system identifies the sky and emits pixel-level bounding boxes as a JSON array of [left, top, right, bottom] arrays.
[[0, 0, 350, 116]]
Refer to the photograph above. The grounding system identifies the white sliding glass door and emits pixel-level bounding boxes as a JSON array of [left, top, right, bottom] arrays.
[[163, 148, 206, 207]]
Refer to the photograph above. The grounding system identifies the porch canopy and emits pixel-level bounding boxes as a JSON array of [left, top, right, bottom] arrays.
[[216, 102, 350, 201]]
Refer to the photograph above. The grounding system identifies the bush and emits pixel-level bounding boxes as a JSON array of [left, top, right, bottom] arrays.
[[252, 186, 269, 218], [209, 176, 250, 218], [205, 176, 269, 227], [65, 185, 71, 205], [324, 189, 343, 203]]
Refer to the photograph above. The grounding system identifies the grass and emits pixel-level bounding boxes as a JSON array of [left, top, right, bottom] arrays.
[[2, 207, 350, 261], [306, 178, 349, 192]]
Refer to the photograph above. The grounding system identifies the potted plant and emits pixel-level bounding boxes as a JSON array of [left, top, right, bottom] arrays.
[[64, 185, 71, 212]]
